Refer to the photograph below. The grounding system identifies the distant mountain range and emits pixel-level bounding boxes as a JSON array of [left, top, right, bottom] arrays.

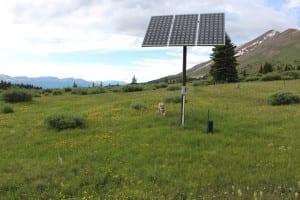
[[0, 74, 126, 89], [152, 28, 300, 82]]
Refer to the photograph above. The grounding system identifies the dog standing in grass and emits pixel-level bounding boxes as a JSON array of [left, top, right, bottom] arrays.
[[158, 102, 166, 116]]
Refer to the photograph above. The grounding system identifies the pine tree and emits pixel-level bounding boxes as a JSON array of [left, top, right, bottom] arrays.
[[131, 75, 137, 84], [262, 62, 273, 74], [73, 81, 78, 88], [210, 33, 238, 82], [259, 64, 263, 73]]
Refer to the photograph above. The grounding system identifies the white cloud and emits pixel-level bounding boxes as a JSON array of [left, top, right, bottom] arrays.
[[287, 0, 300, 8], [0, 0, 299, 82], [132, 57, 182, 82]]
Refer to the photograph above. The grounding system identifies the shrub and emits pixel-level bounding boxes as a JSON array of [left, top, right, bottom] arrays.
[[52, 90, 63, 96], [281, 76, 293, 80], [71, 88, 88, 95], [268, 91, 300, 105], [245, 76, 261, 82], [131, 102, 148, 110], [282, 71, 300, 79], [261, 73, 281, 81], [43, 89, 52, 94], [64, 87, 72, 92], [45, 112, 87, 130], [1, 104, 14, 114], [153, 83, 168, 89], [122, 85, 144, 92], [2, 89, 33, 103], [163, 95, 183, 103], [166, 85, 181, 91], [193, 80, 211, 86], [33, 91, 42, 97]]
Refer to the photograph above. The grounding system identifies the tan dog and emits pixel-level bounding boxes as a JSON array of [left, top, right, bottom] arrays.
[[158, 102, 166, 116]]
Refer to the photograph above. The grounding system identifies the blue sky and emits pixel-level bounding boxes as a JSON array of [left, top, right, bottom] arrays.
[[0, 0, 299, 83]]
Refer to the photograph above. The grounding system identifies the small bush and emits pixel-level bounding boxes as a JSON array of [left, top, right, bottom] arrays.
[[163, 95, 183, 103], [33, 91, 42, 97], [131, 102, 148, 110], [245, 76, 261, 82], [281, 76, 293, 80], [261, 73, 281, 81], [282, 71, 299, 79], [43, 89, 52, 94], [153, 83, 168, 89], [2, 89, 33, 103], [166, 85, 181, 91], [45, 112, 87, 130], [1, 105, 14, 114], [193, 80, 211, 86], [268, 91, 300, 105], [52, 90, 63, 96], [71, 88, 88, 95], [122, 85, 144, 92], [64, 87, 72, 92]]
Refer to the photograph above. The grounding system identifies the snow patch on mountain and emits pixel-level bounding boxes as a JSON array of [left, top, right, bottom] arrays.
[[235, 30, 279, 57]]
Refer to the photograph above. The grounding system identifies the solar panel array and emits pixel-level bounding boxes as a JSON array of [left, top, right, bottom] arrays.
[[142, 13, 225, 47]]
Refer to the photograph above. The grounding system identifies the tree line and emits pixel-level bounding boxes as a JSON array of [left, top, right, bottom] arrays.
[[0, 80, 42, 90]]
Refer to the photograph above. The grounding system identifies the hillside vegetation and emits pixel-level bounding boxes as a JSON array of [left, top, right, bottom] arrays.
[[1, 80, 300, 199]]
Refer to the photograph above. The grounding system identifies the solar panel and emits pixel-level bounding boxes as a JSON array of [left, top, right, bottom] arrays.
[[197, 13, 225, 45], [142, 15, 173, 47], [142, 13, 225, 47], [169, 14, 198, 46]]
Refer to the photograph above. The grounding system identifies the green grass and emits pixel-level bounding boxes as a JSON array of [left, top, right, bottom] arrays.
[[1, 80, 300, 199]]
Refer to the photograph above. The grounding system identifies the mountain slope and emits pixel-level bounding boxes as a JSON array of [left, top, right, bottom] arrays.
[[159, 28, 300, 81], [237, 29, 300, 73]]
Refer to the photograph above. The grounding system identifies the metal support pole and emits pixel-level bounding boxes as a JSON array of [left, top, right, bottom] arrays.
[[181, 46, 187, 126]]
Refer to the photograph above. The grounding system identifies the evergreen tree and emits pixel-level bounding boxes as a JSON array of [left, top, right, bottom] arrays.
[[259, 64, 263, 73], [263, 62, 273, 74], [210, 33, 238, 82], [73, 81, 78, 88], [131, 75, 137, 84], [242, 69, 247, 77]]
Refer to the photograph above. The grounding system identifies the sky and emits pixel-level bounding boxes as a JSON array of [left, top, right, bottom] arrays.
[[0, 0, 299, 83]]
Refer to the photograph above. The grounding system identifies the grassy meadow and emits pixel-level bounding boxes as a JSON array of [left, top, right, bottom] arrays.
[[1, 80, 300, 199]]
